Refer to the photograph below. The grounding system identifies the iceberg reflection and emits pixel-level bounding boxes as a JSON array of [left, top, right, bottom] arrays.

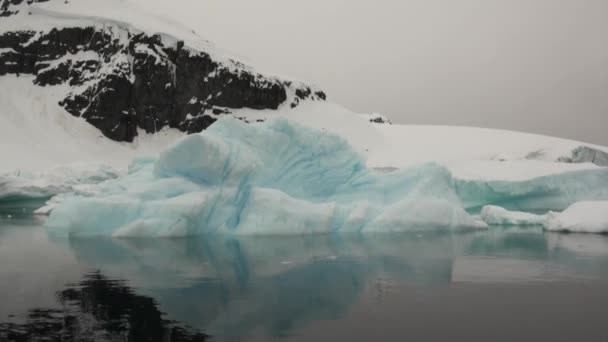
[[48, 231, 608, 338]]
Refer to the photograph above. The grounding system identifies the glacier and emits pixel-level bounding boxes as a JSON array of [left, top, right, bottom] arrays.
[[45, 118, 608, 237]]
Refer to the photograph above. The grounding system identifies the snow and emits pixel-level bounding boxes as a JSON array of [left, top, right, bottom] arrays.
[[2, 0, 606, 180], [480, 206, 546, 226], [2, 65, 608, 236], [0, 76, 184, 174], [0, 0, 215, 53], [448, 160, 602, 182], [0, 163, 118, 200], [6, 76, 598, 178], [35, 50, 100, 74], [239, 101, 608, 174], [42, 117, 608, 237], [0, 0, 312, 90], [133, 44, 166, 66], [0, 48, 16, 54], [479, 202, 608, 234], [545, 201, 608, 234], [1, 1, 608, 236]]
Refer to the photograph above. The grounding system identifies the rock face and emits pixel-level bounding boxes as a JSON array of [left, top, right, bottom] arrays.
[[0, 0, 326, 142], [362, 113, 392, 125]]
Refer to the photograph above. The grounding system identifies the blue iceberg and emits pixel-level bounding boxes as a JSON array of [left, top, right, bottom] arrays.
[[46, 118, 608, 237]]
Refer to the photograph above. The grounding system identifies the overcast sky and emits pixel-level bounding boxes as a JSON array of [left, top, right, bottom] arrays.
[[136, 0, 608, 145]]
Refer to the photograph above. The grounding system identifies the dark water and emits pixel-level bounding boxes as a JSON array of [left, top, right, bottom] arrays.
[[1, 218, 608, 341]]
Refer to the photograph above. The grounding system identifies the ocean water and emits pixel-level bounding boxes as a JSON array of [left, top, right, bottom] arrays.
[[1, 217, 608, 341]]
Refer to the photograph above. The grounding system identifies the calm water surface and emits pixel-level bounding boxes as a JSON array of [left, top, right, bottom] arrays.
[[1, 216, 608, 341]]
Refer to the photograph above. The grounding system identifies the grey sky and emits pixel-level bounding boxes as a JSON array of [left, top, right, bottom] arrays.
[[139, 0, 608, 145]]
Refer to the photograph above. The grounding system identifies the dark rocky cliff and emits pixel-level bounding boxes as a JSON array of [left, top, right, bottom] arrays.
[[0, 0, 326, 142]]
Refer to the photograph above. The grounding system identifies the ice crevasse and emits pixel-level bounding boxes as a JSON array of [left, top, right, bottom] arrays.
[[46, 118, 608, 237]]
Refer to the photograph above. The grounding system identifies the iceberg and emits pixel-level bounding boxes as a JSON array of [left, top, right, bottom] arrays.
[[480, 201, 608, 234], [480, 206, 546, 226], [545, 201, 608, 234], [0, 164, 120, 216], [0, 164, 119, 201], [45, 118, 608, 237], [46, 118, 486, 236], [454, 168, 608, 212]]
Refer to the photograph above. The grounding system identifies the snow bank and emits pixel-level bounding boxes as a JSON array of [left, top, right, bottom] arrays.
[[46, 118, 487, 237], [545, 202, 608, 234], [0, 76, 184, 174]]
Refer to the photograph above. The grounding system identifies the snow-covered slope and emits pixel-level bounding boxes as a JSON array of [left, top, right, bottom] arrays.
[[1, 0, 606, 175], [0, 0, 325, 142], [241, 101, 608, 174], [0, 75, 183, 173], [2, 76, 606, 177]]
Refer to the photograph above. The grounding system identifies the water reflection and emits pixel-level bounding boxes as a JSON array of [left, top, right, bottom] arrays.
[[2, 227, 608, 340], [0, 271, 209, 341], [59, 231, 608, 338]]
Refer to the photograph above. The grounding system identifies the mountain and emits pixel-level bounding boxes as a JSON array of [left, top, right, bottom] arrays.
[[2, 0, 606, 174], [0, 0, 325, 142]]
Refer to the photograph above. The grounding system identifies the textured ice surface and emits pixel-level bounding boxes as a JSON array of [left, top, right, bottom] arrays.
[[46, 118, 608, 237], [454, 168, 608, 212], [46, 119, 487, 236]]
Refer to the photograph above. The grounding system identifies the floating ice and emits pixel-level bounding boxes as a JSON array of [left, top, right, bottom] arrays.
[[46, 119, 487, 236], [545, 201, 608, 234], [480, 201, 608, 234], [454, 167, 608, 212], [0, 164, 119, 201], [45, 118, 608, 237], [480, 205, 546, 226]]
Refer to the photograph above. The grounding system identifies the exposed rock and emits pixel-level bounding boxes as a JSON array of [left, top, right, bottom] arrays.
[[558, 146, 608, 167], [1, 0, 50, 17], [365, 113, 392, 125], [0, 0, 326, 141]]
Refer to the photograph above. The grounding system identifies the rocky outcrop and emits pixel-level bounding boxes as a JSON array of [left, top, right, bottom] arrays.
[[558, 146, 608, 167], [0, 0, 326, 142], [526, 146, 608, 167], [361, 113, 392, 125], [1, 0, 49, 17]]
